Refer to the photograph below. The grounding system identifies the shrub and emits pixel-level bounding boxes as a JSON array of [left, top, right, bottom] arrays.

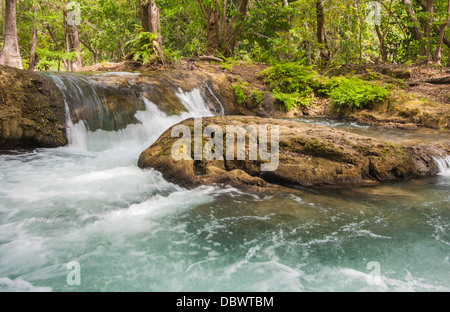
[[263, 63, 319, 110], [251, 90, 266, 106], [262, 63, 390, 112], [263, 63, 320, 94], [273, 91, 312, 111], [330, 78, 390, 111], [125, 31, 159, 64], [232, 79, 249, 105], [318, 76, 350, 96]]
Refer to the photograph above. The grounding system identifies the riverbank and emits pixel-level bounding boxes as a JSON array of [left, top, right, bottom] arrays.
[[82, 60, 450, 130], [1, 65, 449, 292]]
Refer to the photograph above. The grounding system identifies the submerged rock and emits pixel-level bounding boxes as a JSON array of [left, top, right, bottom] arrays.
[[138, 116, 449, 189], [0, 65, 67, 148]]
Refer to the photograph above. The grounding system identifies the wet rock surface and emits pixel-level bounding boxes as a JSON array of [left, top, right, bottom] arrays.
[[138, 116, 449, 190], [0, 65, 67, 148]]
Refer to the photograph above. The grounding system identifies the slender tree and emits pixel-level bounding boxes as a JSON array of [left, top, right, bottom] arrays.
[[0, 0, 23, 69], [423, 0, 436, 63], [28, 4, 38, 71], [196, 0, 250, 57], [436, 0, 450, 65], [140, 0, 166, 63], [316, 0, 329, 64], [196, 0, 220, 55], [70, 21, 83, 71], [64, 10, 73, 71]]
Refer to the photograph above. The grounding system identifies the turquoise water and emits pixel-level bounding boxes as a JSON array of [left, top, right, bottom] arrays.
[[0, 145, 449, 292], [0, 73, 449, 292]]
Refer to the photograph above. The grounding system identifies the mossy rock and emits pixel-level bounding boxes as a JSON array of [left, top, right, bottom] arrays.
[[0, 65, 67, 148], [138, 116, 448, 190]]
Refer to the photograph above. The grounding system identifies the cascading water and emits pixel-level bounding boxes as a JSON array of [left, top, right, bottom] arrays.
[[46, 72, 215, 151], [0, 72, 449, 292], [434, 156, 450, 176]]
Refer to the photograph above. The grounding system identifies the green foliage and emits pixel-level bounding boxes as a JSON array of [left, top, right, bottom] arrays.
[[366, 69, 381, 81], [273, 91, 312, 111], [35, 48, 78, 71], [220, 57, 241, 71], [232, 79, 249, 106], [164, 48, 182, 64], [4, 0, 449, 71], [263, 62, 390, 112], [330, 78, 391, 111], [251, 90, 266, 106], [263, 63, 319, 110], [318, 76, 350, 96], [263, 63, 320, 93], [126, 31, 158, 64]]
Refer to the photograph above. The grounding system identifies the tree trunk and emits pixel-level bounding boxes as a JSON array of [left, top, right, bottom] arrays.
[[375, 25, 388, 63], [0, 0, 23, 69], [223, 0, 249, 57], [140, 0, 151, 32], [71, 23, 83, 71], [402, 0, 427, 58], [197, 0, 249, 57], [402, 0, 424, 42], [316, 0, 330, 64], [149, 0, 165, 61], [423, 0, 435, 63], [80, 38, 99, 64], [140, 0, 166, 63], [304, 22, 312, 65], [435, 0, 449, 65], [200, 1, 220, 55], [28, 5, 38, 71], [64, 12, 73, 72]]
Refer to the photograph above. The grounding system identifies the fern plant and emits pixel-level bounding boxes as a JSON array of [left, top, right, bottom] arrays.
[[232, 78, 249, 106], [263, 63, 320, 94], [125, 31, 158, 64], [330, 78, 390, 111], [273, 91, 312, 111], [251, 90, 266, 106], [262, 63, 319, 110]]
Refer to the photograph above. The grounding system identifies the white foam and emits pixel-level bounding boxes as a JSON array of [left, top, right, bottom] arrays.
[[0, 277, 52, 292], [64, 88, 213, 152], [433, 156, 450, 176], [309, 266, 450, 292]]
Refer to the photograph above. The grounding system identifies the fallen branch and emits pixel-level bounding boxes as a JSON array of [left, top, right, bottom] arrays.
[[408, 76, 450, 86], [199, 55, 224, 63]]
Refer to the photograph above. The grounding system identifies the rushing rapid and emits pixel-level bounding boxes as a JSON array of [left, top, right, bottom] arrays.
[[0, 72, 449, 292]]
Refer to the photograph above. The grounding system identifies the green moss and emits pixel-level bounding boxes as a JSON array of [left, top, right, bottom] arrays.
[[302, 138, 354, 163], [398, 108, 421, 118]]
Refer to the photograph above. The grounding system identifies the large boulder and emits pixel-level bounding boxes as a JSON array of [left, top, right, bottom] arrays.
[[138, 116, 448, 189], [0, 65, 67, 148]]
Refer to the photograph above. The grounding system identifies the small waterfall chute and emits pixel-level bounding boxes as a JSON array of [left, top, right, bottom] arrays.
[[433, 156, 450, 176], [45, 72, 220, 151]]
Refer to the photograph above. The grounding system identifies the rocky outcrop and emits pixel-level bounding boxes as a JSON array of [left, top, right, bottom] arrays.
[[0, 65, 67, 148], [89, 70, 238, 118], [131, 70, 237, 116], [138, 116, 448, 189]]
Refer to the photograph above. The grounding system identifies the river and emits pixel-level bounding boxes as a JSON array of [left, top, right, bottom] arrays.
[[0, 72, 449, 292]]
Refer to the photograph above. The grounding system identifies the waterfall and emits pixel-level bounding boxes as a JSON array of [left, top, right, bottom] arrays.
[[433, 156, 450, 176], [44, 72, 217, 151]]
